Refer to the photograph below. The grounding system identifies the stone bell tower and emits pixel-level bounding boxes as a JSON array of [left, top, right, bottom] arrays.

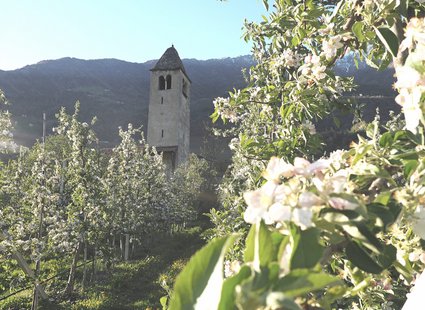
[[147, 45, 190, 171]]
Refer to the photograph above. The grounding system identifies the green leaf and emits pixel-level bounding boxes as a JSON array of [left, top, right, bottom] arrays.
[[376, 244, 397, 269], [291, 35, 300, 46], [244, 221, 274, 267], [379, 132, 393, 147], [319, 285, 347, 309], [352, 144, 373, 165], [367, 203, 395, 230], [393, 151, 418, 160], [277, 235, 290, 263], [290, 227, 324, 270], [274, 269, 341, 297], [345, 241, 397, 274], [395, 0, 408, 17], [374, 26, 399, 58], [210, 110, 219, 123], [266, 293, 302, 310], [403, 160, 419, 178], [373, 191, 391, 205], [169, 235, 236, 310], [346, 241, 383, 274], [388, 201, 402, 222], [352, 21, 365, 42], [160, 296, 168, 310], [271, 231, 285, 261], [218, 266, 251, 310]]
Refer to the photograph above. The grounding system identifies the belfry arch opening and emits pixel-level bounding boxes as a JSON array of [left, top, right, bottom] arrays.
[[159, 76, 165, 90], [166, 75, 172, 89]]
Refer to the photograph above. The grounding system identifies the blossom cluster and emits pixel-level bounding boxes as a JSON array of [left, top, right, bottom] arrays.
[[213, 96, 238, 123], [322, 35, 344, 60], [395, 18, 425, 133], [243, 151, 356, 230], [299, 54, 327, 81]]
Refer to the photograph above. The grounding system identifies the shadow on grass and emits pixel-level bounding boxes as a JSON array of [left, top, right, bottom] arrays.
[[61, 227, 205, 309]]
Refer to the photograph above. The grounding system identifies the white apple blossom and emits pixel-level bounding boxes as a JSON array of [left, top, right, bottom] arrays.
[[395, 66, 423, 89], [396, 88, 422, 133], [292, 208, 313, 229], [243, 181, 278, 224], [262, 156, 294, 182], [293, 157, 311, 175], [412, 206, 425, 239], [318, 22, 334, 35], [400, 18, 425, 52], [300, 54, 327, 81], [264, 203, 292, 225], [322, 35, 344, 60]]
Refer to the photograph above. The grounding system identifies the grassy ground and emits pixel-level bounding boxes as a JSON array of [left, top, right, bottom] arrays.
[[0, 227, 205, 310]]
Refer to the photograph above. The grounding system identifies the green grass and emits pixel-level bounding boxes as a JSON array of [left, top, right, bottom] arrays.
[[63, 227, 204, 309], [0, 227, 205, 310]]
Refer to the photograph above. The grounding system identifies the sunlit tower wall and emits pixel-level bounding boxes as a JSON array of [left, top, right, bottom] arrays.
[[147, 45, 191, 172]]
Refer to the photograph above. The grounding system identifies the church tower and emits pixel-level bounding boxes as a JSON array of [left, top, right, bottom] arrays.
[[147, 45, 190, 171]]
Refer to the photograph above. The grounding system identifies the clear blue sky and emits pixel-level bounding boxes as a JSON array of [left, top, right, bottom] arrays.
[[0, 0, 265, 70]]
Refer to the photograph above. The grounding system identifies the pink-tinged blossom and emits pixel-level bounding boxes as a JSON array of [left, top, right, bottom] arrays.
[[298, 192, 323, 208], [293, 157, 311, 175], [308, 158, 330, 175], [328, 196, 358, 210]]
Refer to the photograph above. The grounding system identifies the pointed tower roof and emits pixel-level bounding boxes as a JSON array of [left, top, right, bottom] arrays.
[[151, 45, 187, 75]]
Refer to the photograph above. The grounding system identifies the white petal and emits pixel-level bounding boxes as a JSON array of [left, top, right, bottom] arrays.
[[412, 206, 425, 239], [307, 159, 330, 174], [292, 207, 313, 229], [267, 203, 292, 223], [298, 191, 322, 208], [243, 206, 264, 224], [263, 157, 294, 181]]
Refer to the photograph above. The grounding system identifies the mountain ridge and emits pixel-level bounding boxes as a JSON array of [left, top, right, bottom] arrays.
[[0, 55, 399, 155]]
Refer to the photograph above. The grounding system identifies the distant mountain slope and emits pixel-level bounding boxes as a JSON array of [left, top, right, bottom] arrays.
[[0, 56, 251, 152], [0, 55, 398, 154]]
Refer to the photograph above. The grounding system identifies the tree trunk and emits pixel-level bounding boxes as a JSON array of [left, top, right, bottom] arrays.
[[82, 241, 88, 290], [120, 235, 124, 260], [124, 234, 130, 261], [31, 285, 38, 310], [31, 259, 41, 310], [64, 242, 81, 295], [91, 244, 96, 282]]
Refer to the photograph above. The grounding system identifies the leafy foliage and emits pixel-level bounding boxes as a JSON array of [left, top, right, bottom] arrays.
[[172, 1, 425, 309]]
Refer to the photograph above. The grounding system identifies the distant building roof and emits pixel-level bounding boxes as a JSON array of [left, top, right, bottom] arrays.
[[151, 45, 188, 76]]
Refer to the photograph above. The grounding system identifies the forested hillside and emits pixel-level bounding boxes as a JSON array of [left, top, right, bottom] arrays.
[[0, 54, 398, 155]]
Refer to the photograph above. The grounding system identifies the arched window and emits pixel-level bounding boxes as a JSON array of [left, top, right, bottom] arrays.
[[166, 75, 172, 89], [159, 76, 165, 90]]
